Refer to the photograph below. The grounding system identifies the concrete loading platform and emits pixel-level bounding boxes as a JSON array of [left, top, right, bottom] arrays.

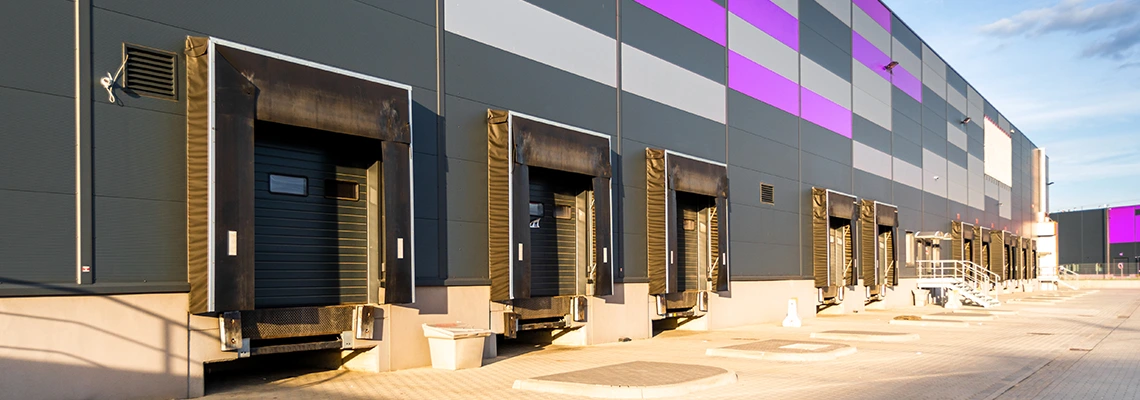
[[705, 339, 856, 362], [810, 330, 920, 342], [513, 361, 737, 399]]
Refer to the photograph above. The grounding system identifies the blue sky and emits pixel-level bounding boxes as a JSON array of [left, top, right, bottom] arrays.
[[882, 0, 1140, 212]]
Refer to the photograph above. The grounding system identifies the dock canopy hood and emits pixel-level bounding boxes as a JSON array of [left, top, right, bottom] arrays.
[[646, 149, 730, 295], [812, 188, 857, 289], [858, 200, 899, 288], [487, 110, 613, 301], [951, 221, 975, 262], [185, 37, 415, 314]]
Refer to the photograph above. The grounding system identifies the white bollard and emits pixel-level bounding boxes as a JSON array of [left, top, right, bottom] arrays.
[[783, 298, 802, 328]]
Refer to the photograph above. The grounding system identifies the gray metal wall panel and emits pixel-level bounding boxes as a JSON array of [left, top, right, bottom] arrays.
[[411, 89, 441, 154], [97, 0, 438, 91], [814, 0, 851, 26], [0, 190, 75, 284], [800, 25, 852, 81], [622, 92, 726, 163], [447, 220, 491, 280], [893, 86, 922, 122], [853, 87, 892, 130], [923, 127, 947, 157], [853, 169, 892, 203], [729, 128, 799, 181], [897, 205, 922, 232], [90, 9, 187, 117], [0, 0, 73, 97], [445, 34, 617, 138], [622, 0, 725, 82], [801, 56, 852, 108], [729, 166, 800, 215], [968, 137, 984, 161], [445, 157, 490, 224], [526, 0, 617, 37], [356, 0, 437, 25], [895, 182, 923, 211], [922, 64, 947, 100], [854, 114, 892, 154], [414, 217, 444, 283], [893, 110, 922, 146], [891, 16, 922, 57], [732, 195, 800, 247], [893, 136, 922, 167], [852, 6, 890, 54], [414, 153, 440, 221], [93, 104, 185, 202], [801, 121, 852, 165], [923, 89, 947, 120], [947, 146, 968, 169], [921, 43, 947, 78], [443, 94, 492, 163], [93, 197, 186, 283], [799, 0, 852, 53], [924, 192, 948, 218], [0, 88, 74, 194], [727, 91, 800, 148], [947, 68, 967, 97], [732, 241, 801, 278], [801, 151, 852, 192], [852, 62, 892, 105]]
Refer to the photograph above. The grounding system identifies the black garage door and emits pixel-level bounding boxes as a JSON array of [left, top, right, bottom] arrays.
[[529, 167, 589, 297], [253, 122, 376, 309]]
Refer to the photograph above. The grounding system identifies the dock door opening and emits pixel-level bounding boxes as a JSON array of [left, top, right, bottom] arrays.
[[486, 110, 613, 335], [951, 221, 976, 266], [859, 200, 899, 302], [646, 149, 730, 319], [184, 37, 414, 356], [812, 188, 857, 305]]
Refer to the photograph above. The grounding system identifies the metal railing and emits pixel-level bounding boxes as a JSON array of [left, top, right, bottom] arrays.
[[916, 259, 1000, 295], [1057, 265, 1080, 290]]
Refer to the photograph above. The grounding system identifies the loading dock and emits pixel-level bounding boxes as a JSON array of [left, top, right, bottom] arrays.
[[184, 37, 415, 355], [951, 221, 977, 266], [646, 149, 730, 319], [812, 189, 858, 305], [858, 200, 899, 302], [486, 110, 613, 337]]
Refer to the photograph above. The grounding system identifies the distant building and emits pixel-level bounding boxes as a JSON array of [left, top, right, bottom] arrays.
[[1054, 205, 1140, 274]]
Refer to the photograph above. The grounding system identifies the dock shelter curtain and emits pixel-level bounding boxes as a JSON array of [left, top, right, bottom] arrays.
[[646, 149, 730, 295], [487, 110, 613, 301]]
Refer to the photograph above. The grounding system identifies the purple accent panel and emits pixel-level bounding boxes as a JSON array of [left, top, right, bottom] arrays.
[[801, 87, 852, 138], [634, 0, 726, 46], [853, 0, 891, 32], [728, 51, 800, 116], [729, 0, 798, 51], [852, 32, 891, 81], [1109, 205, 1140, 244], [892, 66, 922, 102]]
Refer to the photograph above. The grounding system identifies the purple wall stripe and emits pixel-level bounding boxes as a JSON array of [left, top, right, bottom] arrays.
[[1109, 205, 1140, 244], [852, 32, 891, 81], [892, 66, 922, 102], [634, 0, 726, 46], [801, 87, 852, 138], [728, 0, 798, 51], [853, 0, 891, 32], [728, 51, 800, 116]]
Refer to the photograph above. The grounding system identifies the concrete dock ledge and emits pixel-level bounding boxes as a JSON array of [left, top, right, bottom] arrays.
[[810, 330, 920, 342], [513, 361, 737, 399], [705, 339, 856, 362], [922, 312, 996, 322]]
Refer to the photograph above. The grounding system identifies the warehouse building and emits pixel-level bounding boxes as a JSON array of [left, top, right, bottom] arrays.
[[0, 0, 1048, 398], [1053, 205, 1140, 275]]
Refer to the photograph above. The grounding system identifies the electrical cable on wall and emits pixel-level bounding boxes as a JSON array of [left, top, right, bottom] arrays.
[[99, 56, 128, 103]]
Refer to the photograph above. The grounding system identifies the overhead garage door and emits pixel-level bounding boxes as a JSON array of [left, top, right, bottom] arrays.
[[253, 123, 374, 309]]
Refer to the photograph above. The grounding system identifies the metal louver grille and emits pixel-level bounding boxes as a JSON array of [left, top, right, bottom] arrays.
[[760, 183, 775, 205], [124, 44, 176, 99]]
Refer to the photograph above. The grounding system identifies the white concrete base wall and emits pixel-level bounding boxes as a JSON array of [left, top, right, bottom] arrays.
[[682, 280, 818, 330], [552, 283, 653, 346], [0, 293, 193, 400]]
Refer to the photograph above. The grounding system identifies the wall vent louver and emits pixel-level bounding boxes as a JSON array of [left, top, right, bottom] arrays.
[[123, 43, 177, 100], [760, 183, 775, 205]]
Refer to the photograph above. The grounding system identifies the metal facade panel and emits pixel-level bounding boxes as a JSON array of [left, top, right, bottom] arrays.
[[0, 89, 75, 194], [727, 91, 801, 148], [853, 114, 892, 153], [728, 14, 800, 82], [94, 105, 186, 202], [621, 43, 727, 124], [853, 87, 892, 131], [0, 190, 76, 284], [0, 0, 73, 97], [800, 0, 852, 50], [728, 128, 800, 181], [801, 56, 853, 108], [814, 0, 851, 26], [800, 25, 853, 80], [524, 0, 618, 38], [852, 61, 892, 105], [623, 0, 725, 82], [622, 92, 727, 162], [95, 197, 187, 284]]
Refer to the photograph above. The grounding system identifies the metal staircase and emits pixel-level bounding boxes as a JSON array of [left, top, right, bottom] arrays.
[[1056, 266, 1080, 290], [916, 260, 1001, 308]]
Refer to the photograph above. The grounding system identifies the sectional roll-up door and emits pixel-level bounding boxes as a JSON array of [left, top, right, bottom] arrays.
[[812, 188, 857, 289], [646, 149, 730, 296], [185, 37, 415, 314], [990, 231, 1006, 281], [951, 221, 963, 261], [972, 225, 983, 266], [859, 200, 899, 288], [487, 110, 613, 301]]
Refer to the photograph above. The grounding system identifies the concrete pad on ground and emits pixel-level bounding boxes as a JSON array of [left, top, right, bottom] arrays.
[[810, 330, 919, 342], [513, 361, 737, 399], [706, 339, 856, 362], [922, 312, 996, 322]]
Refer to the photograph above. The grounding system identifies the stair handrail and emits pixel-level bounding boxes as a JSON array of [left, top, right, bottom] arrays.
[[916, 259, 999, 302], [1057, 265, 1080, 290]]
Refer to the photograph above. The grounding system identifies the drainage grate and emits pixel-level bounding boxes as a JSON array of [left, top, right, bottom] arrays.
[[123, 43, 177, 100]]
